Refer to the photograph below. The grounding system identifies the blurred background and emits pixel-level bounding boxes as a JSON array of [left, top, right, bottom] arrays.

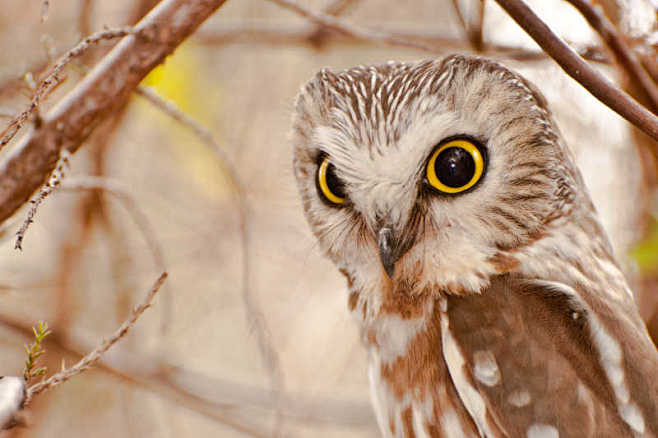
[[0, 0, 656, 436]]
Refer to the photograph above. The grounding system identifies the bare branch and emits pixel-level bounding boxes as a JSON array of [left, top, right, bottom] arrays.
[[450, 0, 485, 52], [0, 314, 376, 434], [59, 176, 166, 272], [265, 0, 436, 52], [0, 27, 133, 150], [25, 272, 168, 403], [78, 0, 94, 36], [493, 0, 658, 142], [564, 0, 658, 112], [0, 0, 228, 227], [41, 0, 50, 23], [194, 22, 611, 63], [135, 86, 287, 433], [14, 150, 70, 250], [322, 0, 360, 16]]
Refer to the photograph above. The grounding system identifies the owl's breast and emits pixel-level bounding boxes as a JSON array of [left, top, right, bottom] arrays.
[[364, 302, 483, 438]]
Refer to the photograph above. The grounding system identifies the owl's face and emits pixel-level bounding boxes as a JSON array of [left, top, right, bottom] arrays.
[[292, 55, 580, 301]]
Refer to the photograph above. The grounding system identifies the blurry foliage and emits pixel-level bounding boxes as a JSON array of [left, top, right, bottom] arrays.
[[631, 217, 658, 273], [140, 42, 230, 199]]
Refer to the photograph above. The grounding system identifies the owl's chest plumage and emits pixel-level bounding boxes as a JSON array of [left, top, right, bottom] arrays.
[[365, 298, 481, 438], [363, 293, 493, 438]]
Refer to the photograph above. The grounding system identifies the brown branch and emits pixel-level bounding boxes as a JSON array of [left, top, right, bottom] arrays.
[[59, 176, 166, 271], [25, 272, 168, 403], [78, 0, 94, 35], [134, 85, 289, 433], [493, 0, 658, 142], [265, 0, 436, 52], [0, 0, 228, 227], [194, 22, 611, 63], [564, 0, 658, 112], [0, 27, 133, 150], [14, 150, 70, 250], [41, 0, 50, 23], [450, 0, 485, 52], [0, 315, 376, 433], [322, 0, 360, 16]]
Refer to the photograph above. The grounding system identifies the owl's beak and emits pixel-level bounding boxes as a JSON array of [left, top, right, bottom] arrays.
[[377, 227, 399, 279]]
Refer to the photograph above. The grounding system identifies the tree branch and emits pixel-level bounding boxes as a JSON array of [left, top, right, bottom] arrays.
[[0, 0, 227, 227], [25, 272, 168, 403], [564, 0, 658, 112], [194, 20, 612, 64], [265, 0, 436, 52], [493, 0, 658, 142], [0, 27, 133, 150]]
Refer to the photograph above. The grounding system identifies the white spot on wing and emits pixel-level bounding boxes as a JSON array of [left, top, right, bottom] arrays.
[[527, 423, 559, 438], [527, 281, 646, 435], [473, 350, 501, 387], [589, 312, 645, 434], [508, 389, 532, 407], [620, 402, 645, 435]]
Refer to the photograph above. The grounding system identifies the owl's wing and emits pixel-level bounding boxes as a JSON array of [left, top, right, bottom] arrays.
[[443, 275, 658, 438]]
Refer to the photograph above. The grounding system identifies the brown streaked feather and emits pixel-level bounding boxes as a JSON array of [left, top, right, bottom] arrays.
[[446, 275, 657, 437]]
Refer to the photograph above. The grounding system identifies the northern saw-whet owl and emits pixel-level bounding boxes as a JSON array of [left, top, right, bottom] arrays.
[[291, 55, 658, 437]]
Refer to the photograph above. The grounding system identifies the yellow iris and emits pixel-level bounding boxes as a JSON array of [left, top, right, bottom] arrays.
[[426, 139, 484, 194], [317, 157, 346, 205]]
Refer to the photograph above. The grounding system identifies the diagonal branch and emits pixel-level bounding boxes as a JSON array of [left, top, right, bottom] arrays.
[[564, 0, 658, 112], [493, 0, 658, 143], [0, 27, 133, 150], [265, 0, 435, 52], [25, 272, 168, 403], [0, 0, 228, 227]]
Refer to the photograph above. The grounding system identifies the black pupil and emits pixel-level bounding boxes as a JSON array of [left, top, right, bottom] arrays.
[[434, 147, 475, 188], [326, 163, 346, 198]]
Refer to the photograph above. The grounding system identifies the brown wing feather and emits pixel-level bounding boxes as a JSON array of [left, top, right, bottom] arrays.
[[445, 274, 657, 437]]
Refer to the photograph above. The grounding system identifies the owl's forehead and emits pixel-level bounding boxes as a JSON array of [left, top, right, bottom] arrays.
[[310, 56, 554, 157]]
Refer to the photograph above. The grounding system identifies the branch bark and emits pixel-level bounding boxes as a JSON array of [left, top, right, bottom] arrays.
[[493, 0, 658, 143], [0, 0, 227, 226], [564, 0, 658, 112]]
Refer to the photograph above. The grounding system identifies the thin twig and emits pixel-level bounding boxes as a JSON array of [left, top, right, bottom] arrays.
[[305, 0, 362, 46], [0, 0, 228, 227], [24, 271, 168, 403], [41, 0, 50, 23], [450, 0, 485, 52], [59, 176, 166, 272], [14, 150, 70, 250], [194, 22, 611, 63], [564, 0, 658, 112], [0, 313, 376, 434], [322, 0, 360, 16], [493, 0, 658, 142], [0, 27, 133, 150], [79, 0, 94, 36], [450, 0, 470, 42], [134, 86, 287, 433], [265, 0, 436, 52]]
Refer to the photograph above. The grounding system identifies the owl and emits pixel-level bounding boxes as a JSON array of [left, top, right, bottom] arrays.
[[291, 54, 658, 437]]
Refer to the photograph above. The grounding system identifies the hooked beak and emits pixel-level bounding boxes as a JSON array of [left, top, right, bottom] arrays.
[[377, 227, 400, 279]]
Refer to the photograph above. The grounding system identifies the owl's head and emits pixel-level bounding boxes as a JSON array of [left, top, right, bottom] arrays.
[[292, 55, 584, 299]]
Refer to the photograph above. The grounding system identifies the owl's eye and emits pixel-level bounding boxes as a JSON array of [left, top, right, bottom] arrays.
[[426, 138, 485, 194], [317, 156, 346, 205]]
